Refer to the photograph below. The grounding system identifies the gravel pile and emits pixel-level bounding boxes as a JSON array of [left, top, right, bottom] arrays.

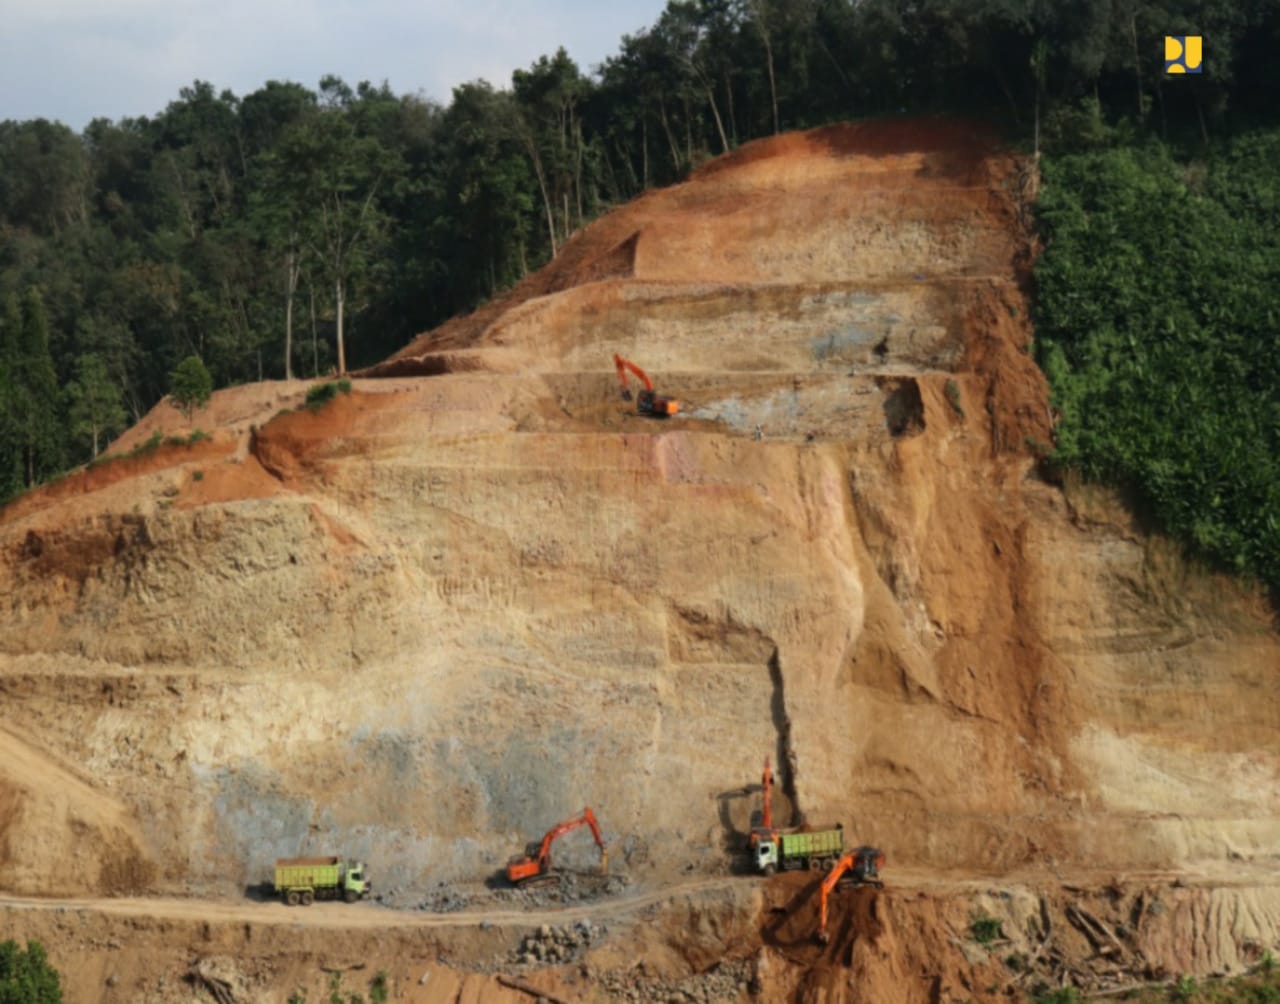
[[512, 920, 605, 966], [596, 959, 754, 1003]]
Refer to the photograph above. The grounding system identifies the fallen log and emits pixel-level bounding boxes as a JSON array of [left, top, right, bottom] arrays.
[[497, 974, 570, 1003]]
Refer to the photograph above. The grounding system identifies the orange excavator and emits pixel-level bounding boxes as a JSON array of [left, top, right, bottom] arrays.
[[815, 846, 885, 945], [613, 354, 679, 418], [506, 807, 608, 887]]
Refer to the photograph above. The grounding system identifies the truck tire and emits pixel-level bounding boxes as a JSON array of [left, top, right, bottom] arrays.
[[286, 890, 301, 907], [300, 890, 314, 906], [344, 889, 357, 903], [763, 863, 776, 877]]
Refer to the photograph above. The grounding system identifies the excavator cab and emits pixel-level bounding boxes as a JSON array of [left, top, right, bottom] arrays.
[[637, 389, 679, 418]]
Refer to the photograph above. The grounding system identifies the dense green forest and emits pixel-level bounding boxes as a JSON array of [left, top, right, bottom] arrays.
[[0, 0, 1277, 587]]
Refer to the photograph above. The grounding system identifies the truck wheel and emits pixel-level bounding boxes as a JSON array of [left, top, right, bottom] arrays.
[[300, 890, 314, 906], [763, 864, 776, 877], [286, 890, 301, 907], [344, 889, 357, 903]]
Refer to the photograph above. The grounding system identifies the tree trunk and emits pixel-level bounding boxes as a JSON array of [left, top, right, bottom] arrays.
[[724, 71, 737, 146], [91, 424, 99, 459], [525, 134, 559, 258], [704, 80, 730, 154], [763, 31, 780, 134], [335, 277, 346, 375], [284, 248, 298, 380], [310, 284, 319, 377], [1129, 13, 1144, 121], [642, 116, 650, 189], [659, 97, 681, 174]]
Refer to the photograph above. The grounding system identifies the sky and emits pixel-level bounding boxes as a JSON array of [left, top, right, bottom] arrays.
[[0, 0, 669, 131]]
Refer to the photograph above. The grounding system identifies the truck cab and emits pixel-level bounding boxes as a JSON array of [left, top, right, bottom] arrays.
[[343, 861, 370, 901], [755, 838, 780, 876]]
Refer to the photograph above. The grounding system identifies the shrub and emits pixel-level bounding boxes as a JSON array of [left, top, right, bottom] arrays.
[[969, 913, 1003, 945], [305, 379, 353, 411], [0, 939, 63, 1003]]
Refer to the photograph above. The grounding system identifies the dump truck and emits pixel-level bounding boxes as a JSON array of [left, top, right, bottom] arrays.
[[754, 824, 844, 875], [274, 856, 370, 906]]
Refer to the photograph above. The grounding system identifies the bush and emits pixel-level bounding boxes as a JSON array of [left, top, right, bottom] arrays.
[[969, 913, 1003, 945], [0, 940, 63, 1003], [1031, 989, 1080, 1004], [305, 379, 353, 411]]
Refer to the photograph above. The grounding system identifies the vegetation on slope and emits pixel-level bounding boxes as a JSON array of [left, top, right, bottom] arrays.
[[1035, 129, 1280, 590]]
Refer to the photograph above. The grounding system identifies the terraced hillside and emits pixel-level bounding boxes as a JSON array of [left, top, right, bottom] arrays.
[[0, 119, 1277, 1003]]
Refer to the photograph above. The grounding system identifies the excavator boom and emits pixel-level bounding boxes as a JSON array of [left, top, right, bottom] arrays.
[[506, 807, 608, 886]]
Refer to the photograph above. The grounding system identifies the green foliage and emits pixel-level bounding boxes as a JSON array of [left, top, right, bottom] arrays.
[[0, 940, 63, 1003], [65, 353, 127, 458], [288, 993, 307, 1004], [169, 356, 213, 423], [969, 913, 1003, 945], [1173, 974, 1198, 1001], [1034, 131, 1280, 592], [369, 970, 389, 1004], [1029, 989, 1080, 1004], [305, 378, 352, 410], [134, 430, 165, 456], [945, 379, 965, 418], [326, 971, 364, 1004]]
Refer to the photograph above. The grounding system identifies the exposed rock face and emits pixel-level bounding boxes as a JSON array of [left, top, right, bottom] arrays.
[[0, 119, 1276, 923]]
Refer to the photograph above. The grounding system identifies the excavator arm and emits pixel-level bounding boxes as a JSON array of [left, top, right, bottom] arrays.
[[749, 756, 775, 851], [614, 353, 655, 399], [816, 846, 885, 944], [507, 807, 608, 885]]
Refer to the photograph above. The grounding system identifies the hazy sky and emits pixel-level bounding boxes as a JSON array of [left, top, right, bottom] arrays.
[[0, 0, 669, 130]]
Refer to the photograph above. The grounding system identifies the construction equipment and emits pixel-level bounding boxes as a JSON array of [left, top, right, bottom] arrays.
[[755, 825, 845, 875], [748, 756, 777, 852], [613, 354, 679, 418], [746, 756, 845, 875], [815, 846, 885, 945], [274, 856, 370, 906], [506, 807, 608, 887]]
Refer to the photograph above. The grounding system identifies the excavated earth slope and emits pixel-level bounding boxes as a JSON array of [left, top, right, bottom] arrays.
[[1, 119, 1278, 1003]]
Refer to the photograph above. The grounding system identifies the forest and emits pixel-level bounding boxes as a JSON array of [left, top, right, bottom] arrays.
[[0, 0, 1277, 588]]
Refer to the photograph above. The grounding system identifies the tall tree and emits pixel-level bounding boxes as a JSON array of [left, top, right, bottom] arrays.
[[65, 353, 127, 458], [271, 105, 396, 374], [13, 288, 64, 486]]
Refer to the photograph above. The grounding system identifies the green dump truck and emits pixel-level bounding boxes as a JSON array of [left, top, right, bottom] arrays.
[[754, 824, 844, 876], [274, 856, 370, 906]]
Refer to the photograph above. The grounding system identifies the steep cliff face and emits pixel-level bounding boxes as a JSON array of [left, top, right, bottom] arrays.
[[0, 120, 1275, 923]]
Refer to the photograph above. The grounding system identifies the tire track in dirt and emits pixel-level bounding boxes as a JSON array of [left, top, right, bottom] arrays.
[[0, 876, 743, 931]]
